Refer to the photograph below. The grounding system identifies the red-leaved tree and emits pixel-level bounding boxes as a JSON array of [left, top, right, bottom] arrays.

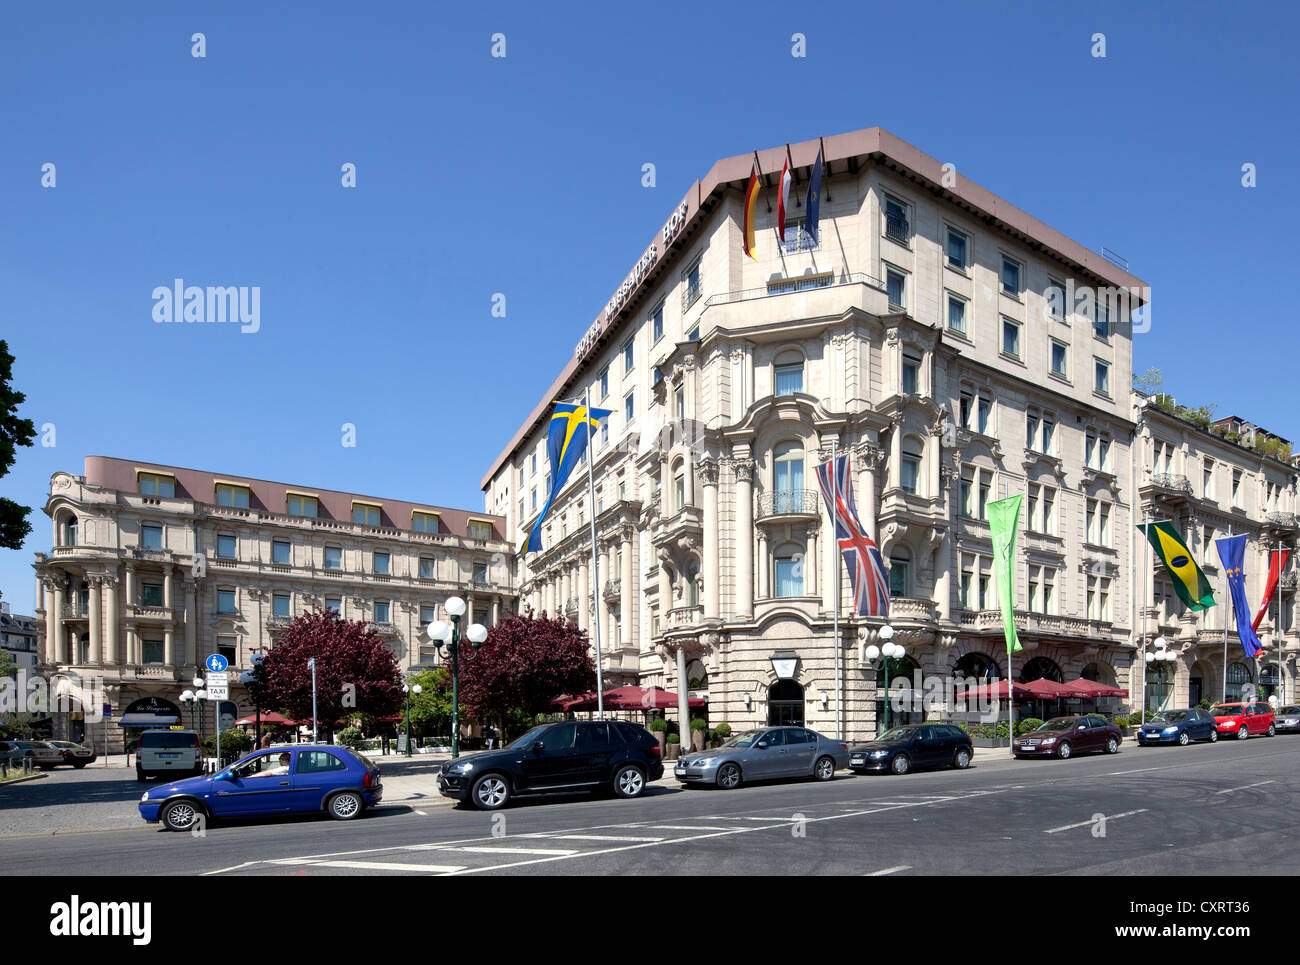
[[458, 612, 596, 738], [259, 610, 403, 735]]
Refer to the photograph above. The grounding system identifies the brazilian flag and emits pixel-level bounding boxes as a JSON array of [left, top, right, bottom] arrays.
[[1140, 521, 1216, 611]]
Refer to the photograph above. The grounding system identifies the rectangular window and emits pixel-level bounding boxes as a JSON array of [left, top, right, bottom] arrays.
[[467, 520, 493, 540], [1232, 470, 1242, 509], [273, 593, 290, 618], [473, 562, 489, 584], [1086, 499, 1097, 545], [1028, 566, 1040, 612], [946, 227, 969, 270], [651, 302, 664, 343], [623, 338, 634, 373], [418, 556, 435, 579], [352, 503, 381, 526], [902, 355, 920, 395], [217, 589, 236, 614], [138, 471, 176, 498], [978, 475, 990, 520], [1002, 318, 1021, 358], [418, 603, 437, 625], [900, 456, 921, 494], [884, 195, 911, 244], [886, 267, 906, 310], [1094, 358, 1110, 396], [1050, 339, 1068, 377], [683, 258, 702, 311], [1203, 460, 1214, 499], [624, 391, 635, 423], [674, 473, 685, 512], [960, 391, 973, 430], [775, 556, 803, 597], [324, 546, 342, 570], [141, 524, 163, 549], [947, 293, 967, 336], [674, 385, 685, 419], [1085, 433, 1097, 469], [775, 362, 803, 395], [960, 468, 974, 518], [1027, 413, 1040, 450], [412, 511, 440, 534], [287, 493, 318, 518], [1099, 437, 1110, 471], [272, 539, 291, 565], [1098, 501, 1109, 546], [374, 601, 390, 624], [1043, 488, 1055, 536], [687, 324, 700, 342], [1027, 484, 1040, 532], [1042, 418, 1055, 455], [218, 638, 237, 666], [373, 551, 390, 575], [531, 488, 538, 511], [1094, 299, 1111, 340], [598, 366, 609, 400], [531, 453, 537, 474], [977, 398, 991, 434], [215, 483, 250, 508], [142, 639, 164, 665], [889, 558, 910, 597], [217, 534, 236, 559], [1046, 278, 1067, 319], [1001, 255, 1022, 296], [140, 582, 164, 607]]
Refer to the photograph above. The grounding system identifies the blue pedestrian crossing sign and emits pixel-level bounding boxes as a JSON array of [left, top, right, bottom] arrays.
[[205, 654, 229, 674]]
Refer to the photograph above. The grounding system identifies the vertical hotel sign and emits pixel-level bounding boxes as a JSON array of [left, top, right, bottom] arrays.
[[573, 192, 695, 361]]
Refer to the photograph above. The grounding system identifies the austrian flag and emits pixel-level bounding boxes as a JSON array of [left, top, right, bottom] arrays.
[[777, 156, 792, 238], [815, 454, 890, 617]]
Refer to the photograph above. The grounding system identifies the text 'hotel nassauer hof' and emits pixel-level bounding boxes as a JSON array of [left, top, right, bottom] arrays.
[[482, 127, 1299, 741]]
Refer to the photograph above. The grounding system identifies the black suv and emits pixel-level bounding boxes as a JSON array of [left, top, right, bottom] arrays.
[[438, 720, 664, 810]]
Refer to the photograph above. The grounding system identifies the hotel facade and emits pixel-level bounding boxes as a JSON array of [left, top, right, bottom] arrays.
[[31, 457, 516, 744], [482, 128, 1299, 741]]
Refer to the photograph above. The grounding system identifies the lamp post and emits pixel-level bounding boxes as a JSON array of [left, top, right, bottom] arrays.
[[428, 595, 488, 760], [180, 689, 197, 730], [864, 625, 904, 735], [1144, 636, 1176, 713], [239, 653, 265, 747], [182, 676, 205, 731], [306, 657, 318, 743], [402, 681, 423, 757]]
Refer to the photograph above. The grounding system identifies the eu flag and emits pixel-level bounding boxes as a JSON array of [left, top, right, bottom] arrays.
[[1216, 534, 1263, 658], [519, 403, 612, 555], [805, 147, 823, 247]]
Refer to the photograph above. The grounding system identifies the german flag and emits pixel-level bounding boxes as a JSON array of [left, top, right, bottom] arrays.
[[742, 163, 760, 260], [1140, 521, 1216, 611]]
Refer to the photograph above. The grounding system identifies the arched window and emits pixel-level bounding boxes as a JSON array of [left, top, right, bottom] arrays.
[[1019, 656, 1063, 683], [954, 652, 1001, 681], [686, 659, 709, 695], [64, 514, 79, 547], [774, 350, 804, 396], [767, 679, 805, 726], [1081, 661, 1117, 687], [774, 542, 804, 598], [773, 441, 805, 508], [900, 437, 924, 495], [1259, 663, 1279, 700], [1226, 662, 1254, 702]]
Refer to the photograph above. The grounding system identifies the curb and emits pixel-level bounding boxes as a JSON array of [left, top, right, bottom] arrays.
[[0, 772, 50, 787]]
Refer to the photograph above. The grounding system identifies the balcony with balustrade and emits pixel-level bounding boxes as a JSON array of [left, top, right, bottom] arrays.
[[755, 490, 820, 524]]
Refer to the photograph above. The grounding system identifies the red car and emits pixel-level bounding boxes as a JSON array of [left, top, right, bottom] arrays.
[[1210, 701, 1275, 740], [1014, 714, 1122, 759]]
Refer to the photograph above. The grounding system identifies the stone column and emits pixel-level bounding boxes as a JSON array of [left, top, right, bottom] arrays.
[[658, 453, 671, 510], [698, 458, 719, 618], [757, 533, 769, 599], [467, 591, 477, 627], [53, 579, 67, 663], [491, 595, 500, 625], [165, 627, 176, 668], [125, 564, 136, 607], [684, 452, 696, 508], [888, 417, 903, 490], [677, 644, 691, 739], [598, 545, 612, 648], [578, 559, 590, 632], [854, 443, 882, 540], [935, 540, 952, 622], [620, 529, 634, 647], [88, 577, 103, 666], [734, 458, 755, 618], [657, 549, 672, 627], [806, 522, 819, 597], [928, 426, 942, 499], [163, 564, 174, 609], [184, 578, 197, 668], [104, 570, 120, 666]]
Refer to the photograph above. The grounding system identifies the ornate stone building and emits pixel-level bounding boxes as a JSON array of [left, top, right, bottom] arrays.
[[31, 456, 515, 745], [482, 128, 1153, 741]]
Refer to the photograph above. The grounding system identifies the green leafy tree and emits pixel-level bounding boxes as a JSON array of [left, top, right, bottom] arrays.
[[1133, 367, 1163, 395], [0, 341, 37, 549], [404, 668, 461, 737]]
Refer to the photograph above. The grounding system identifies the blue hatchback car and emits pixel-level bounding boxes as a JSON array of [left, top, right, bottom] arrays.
[[1136, 708, 1220, 746], [139, 745, 382, 831]]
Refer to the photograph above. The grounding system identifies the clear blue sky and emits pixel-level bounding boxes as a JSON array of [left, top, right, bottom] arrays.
[[2, 1, 1296, 610]]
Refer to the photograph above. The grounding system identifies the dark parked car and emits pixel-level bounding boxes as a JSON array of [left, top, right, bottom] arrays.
[[139, 745, 382, 831], [438, 720, 663, 810], [675, 726, 849, 788], [1015, 715, 1121, 759], [1136, 708, 1219, 746], [849, 723, 973, 775], [1275, 705, 1300, 734]]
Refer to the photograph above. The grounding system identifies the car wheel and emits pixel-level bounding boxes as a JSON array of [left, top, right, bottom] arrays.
[[1268, 723, 1276, 737], [716, 762, 742, 790], [813, 755, 836, 781], [470, 773, 511, 810], [160, 799, 202, 832], [1237, 725, 1250, 740], [1105, 737, 1120, 754], [891, 754, 911, 775], [72, 762, 87, 769], [954, 747, 972, 769], [1208, 728, 1219, 743], [612, 764, 646, 799], [327, 791, 364, 820], [1178, 731, 1190, 746], [1056, 741, 1072, 760]]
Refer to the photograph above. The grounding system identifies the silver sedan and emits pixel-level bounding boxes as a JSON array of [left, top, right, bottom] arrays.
[[674, 726, 850, 789]]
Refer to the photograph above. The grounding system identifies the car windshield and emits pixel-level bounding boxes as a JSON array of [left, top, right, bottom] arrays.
[[722, 730, 765, 748], [141, 732, 198, 748], [1150, 712, 1187, 723], [876, 727, 919, 742], [1037, 718, 1078, 731], [507, 725, 549, 750], [1282, 707, 1300, 715], [1210, 705, 1242, 717]]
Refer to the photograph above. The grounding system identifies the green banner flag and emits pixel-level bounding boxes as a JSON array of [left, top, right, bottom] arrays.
[[1139, 520, 1216, 611], [988, 494, 1023, 655]]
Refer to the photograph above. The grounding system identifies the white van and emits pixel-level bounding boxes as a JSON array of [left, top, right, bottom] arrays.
[[136, 729, 202, 781]]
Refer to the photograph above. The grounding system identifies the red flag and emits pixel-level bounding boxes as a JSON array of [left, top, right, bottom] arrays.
[[777, 156, 792, 239], [1252, 547, 1290, 633]]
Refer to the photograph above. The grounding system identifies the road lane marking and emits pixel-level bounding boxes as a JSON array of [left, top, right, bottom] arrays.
[[867, 865, 912, 876], [529, 834, 664, 842], [1215, 781, 1275, 794], [645, 824, 746, 831], [416, 845, 578, 856], [305, 859, 464, 873], [1044, 809, 1148, 833]]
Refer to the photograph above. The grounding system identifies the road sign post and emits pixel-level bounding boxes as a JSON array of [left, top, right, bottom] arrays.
[[205, 661, 229, 768]]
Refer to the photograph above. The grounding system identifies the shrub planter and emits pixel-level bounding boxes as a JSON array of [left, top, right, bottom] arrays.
[[970, 737, 1007, 749], [665, 743, 680, 761]]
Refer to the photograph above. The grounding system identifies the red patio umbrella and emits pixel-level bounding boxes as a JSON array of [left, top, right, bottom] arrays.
[[1061, 677, 1128, 698], [1021, 678, 1092, 700], [559, 686, 706, 712], [955, 680, 1036, 701], [233, 711, 295, 726]]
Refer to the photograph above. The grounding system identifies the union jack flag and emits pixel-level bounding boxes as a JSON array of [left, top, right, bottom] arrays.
[[815, 454, 890, 617]]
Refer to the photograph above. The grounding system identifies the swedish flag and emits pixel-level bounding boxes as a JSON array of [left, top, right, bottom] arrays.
[[519, 402, 612, 555], [1140, 521, 1216, 611]]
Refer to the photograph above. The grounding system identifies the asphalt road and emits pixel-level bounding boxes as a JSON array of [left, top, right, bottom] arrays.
[[5, 737, 1300, 875]]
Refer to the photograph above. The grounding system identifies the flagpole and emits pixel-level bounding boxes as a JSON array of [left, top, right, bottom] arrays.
[[1277, 540, 1284, 706], [584, 386, 605, 720], [1224, 524, 1232, 703], [1142, 512, 1150, 721], [831, 439, 842, 741]]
